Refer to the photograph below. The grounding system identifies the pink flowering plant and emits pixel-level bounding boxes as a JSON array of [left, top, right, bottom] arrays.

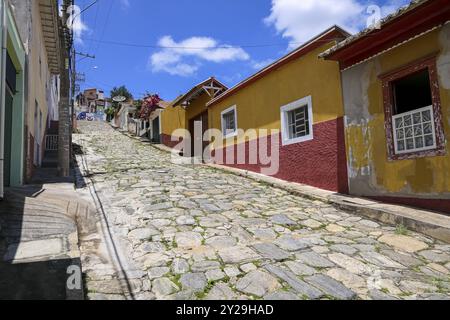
[[139, 94, 162, 119]]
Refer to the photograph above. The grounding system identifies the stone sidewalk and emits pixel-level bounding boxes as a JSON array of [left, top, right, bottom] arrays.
[[0, 177, 86, 299], [75, 121, 450, 300]]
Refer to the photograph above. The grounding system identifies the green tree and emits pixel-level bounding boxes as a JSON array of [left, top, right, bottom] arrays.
[[110, 85, 134, 109], [110, 85, 133, 101]]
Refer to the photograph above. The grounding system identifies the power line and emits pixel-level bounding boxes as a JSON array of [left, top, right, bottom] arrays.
[[81, 38, 296, 49], [71, 0, 99, 26], [79, 37, 345, 50], [82, 0, 114, 73], [84, 0, 101, 62]]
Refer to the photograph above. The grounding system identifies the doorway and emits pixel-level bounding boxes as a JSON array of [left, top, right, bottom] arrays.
[[188, 111, 209, 161], [34, 101, 41, 167], [152, 117, 161, 143], [3, 88, 14, 187]]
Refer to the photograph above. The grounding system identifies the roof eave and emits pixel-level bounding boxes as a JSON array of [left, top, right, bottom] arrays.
[[320, 0, 449, 69], [39, 0, 61, 75], [207, 25, 350, 107], [172, 77, 228, 107]]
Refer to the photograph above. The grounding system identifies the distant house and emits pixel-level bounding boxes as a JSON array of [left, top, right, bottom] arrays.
[[77, 88, 106, 114], [160, 77, 228, 153], [144, 101, 170, 144], [114, 103, 132, 130], [321, 0, 450, 212]]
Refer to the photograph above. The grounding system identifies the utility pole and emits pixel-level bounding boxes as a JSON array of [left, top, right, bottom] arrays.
[[72, 51, 94, 131], [72, 51, 95, 104], [58, 0, 72, 177]]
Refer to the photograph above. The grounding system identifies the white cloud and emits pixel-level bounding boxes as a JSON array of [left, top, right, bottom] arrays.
[[265, 0, 411, 47], [59, 4, 89, 44], [380, 0, 410, 16], [149, 36, 250, 77], [71, 12, 89, 44], [220, 72, 244, 85], [265, 0, 364, 47], [251, 59, 275, 70], [119, 0, 131, 10]]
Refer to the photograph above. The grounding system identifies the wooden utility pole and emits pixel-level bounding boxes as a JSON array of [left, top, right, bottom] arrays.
[[58, 0, 72, 177]]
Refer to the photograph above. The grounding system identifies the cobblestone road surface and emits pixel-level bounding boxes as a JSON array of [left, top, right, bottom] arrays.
[[74, 122, 450, 300]]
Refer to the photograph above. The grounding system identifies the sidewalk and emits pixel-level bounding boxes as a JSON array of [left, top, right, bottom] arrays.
[[0, 168, 86, 300]]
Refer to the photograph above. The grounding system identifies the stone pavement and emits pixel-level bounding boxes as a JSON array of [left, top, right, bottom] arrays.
[[0, 180, 85, 299], [74, 121, 450, 300]]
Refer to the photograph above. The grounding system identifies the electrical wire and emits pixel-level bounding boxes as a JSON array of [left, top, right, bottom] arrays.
[[71, 0, 99, 25], [80, 37, 344, 50]]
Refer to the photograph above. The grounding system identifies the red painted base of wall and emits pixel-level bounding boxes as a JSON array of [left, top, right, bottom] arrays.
[[369, 196, 450, 215], [212, 118, 349, 193], [161, 134, 183, 150]]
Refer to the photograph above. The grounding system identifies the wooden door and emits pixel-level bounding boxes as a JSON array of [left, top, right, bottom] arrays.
[[188, 111, 209, 161], [152, 117, 161, 143]]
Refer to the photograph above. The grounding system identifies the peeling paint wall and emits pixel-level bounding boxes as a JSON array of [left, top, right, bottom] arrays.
[[342, 24, 450, 200]]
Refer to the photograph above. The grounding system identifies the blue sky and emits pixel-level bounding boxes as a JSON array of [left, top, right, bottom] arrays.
[[74, 0, 409, 101]]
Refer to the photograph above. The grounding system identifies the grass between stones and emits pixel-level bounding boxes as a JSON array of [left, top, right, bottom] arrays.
[[170, 274, 182, 289], [395, 224, 409, 236]]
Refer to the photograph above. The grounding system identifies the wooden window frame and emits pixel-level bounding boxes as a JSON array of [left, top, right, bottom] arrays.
[[380, 54, 446, 161]]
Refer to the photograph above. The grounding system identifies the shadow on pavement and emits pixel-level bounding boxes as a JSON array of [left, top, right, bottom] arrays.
[[0, 258, 83, 300], [0, 161, 84, 300]]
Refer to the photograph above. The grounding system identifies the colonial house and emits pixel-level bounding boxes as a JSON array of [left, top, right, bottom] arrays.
[[78, 88, 106, 114], [126, 100, 169, 143], [113, 101, 135, 131], [321, 0, 450, 213], [0, 0, 26, 197], [161, 77, 227, 154], [144, 101, 169, 144], [160, 96, 186, 150], [206, 26, 350, 193]]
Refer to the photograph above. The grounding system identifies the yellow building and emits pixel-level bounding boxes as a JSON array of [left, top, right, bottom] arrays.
[[207, 26, 350, 193], [321, 0, 450, 213], [160, 78, 227, 152]]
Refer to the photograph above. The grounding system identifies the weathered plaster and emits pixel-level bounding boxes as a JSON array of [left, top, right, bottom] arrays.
[[437, 23, 450, 90], [342, 27, 450, 201]]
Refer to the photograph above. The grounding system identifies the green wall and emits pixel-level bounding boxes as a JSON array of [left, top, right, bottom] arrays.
[[1, 1, 25, 187]]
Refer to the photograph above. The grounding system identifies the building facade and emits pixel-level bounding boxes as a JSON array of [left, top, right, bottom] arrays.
[[0, 0, 26, 197], [164, 78, 227, 156], [162, 77, 228, 158], [160, 97, 186, 150], [207, 27, 350, 193], [77, 88, 106, 114], [11, 0, 61, 180], [322, 0, 450, 212]]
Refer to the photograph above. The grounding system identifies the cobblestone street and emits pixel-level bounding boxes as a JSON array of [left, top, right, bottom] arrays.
[[74, 122, 450, 300]]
